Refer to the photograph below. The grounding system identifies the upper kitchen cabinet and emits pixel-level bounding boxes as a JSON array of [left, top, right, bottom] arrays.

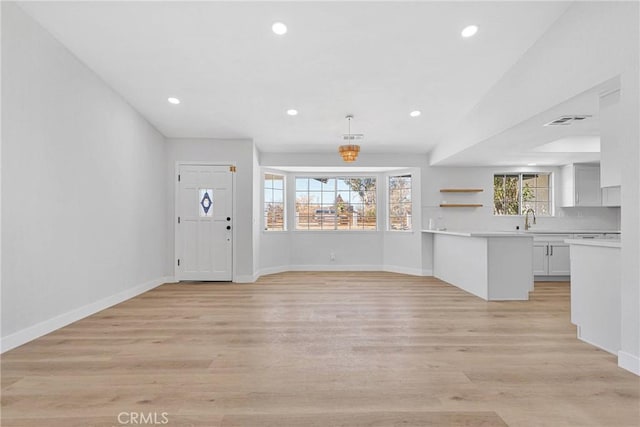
[[599, 89, 622, 187], [561, 163, 602, 207], [602, 185, 621, 207]]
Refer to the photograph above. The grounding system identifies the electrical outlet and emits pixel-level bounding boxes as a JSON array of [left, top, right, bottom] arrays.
[[330, 252, 336, 261]]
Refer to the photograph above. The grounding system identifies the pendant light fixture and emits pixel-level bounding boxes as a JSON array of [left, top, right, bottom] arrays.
[[339, 115, 360, 163]]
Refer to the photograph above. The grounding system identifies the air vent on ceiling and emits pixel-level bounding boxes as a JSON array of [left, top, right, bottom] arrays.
[[544, 115, 592, 126], [342, 134, 364, 141]]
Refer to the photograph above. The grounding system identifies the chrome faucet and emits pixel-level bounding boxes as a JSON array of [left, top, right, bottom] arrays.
[[524, 208, 536, 230]]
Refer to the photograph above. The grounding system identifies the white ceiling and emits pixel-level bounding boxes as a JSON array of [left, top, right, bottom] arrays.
[[19, 1, 573, 157], [436, 81, 618, 166], [534, 136, 600, 154]]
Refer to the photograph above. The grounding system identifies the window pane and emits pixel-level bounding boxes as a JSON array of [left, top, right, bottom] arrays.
[[273, 176, 283, 190], [494, 172, 551, 216], [294, 176, 376, 231], [321, 178, 335, 190], [337, 179, 350, 191], [295, 178, 309, 191], [308, 191, 322, 205], [295, 191, 308, 203], [537, 174, 549, 188], [389, 175, 412, 231], [264, 174, 286, 231], [536, 188, 549, 202], [199, 188, 213, 217], [522, 174, 537, 187], [265, 203, 284, 230], [308, 179, 322, 191]]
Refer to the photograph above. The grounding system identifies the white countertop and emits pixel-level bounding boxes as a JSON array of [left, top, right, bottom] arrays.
[[422, 229, 620, 237], [522, 230, 620, 234], [422, 229, 533, 237], [565, 238, 621, 248]]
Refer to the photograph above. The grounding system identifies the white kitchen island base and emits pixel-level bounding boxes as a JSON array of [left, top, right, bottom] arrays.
[[567, 238, 621, 355], [424, 230, 534, 301]]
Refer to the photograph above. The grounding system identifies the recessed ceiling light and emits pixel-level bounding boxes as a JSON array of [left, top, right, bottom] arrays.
[[167, 97, 180, 105], [286, 109, 298, 116], [528, 163, 537, 166], [410, 110, 421, 117], [461, 25, 479, 38], [272, 22, 287, 35]]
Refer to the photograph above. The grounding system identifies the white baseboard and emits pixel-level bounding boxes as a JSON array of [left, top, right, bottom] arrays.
[[383, 265, 433, 277], [222, 265, 431, 283], [234, 273, 260, 283], [576, 330, 617, 355], [0, 276, 171, 353], [255, 265, 432, 281], [257, 266, 290, 277], [618, 351, 640, 376], [287, 264, 381, 272], [534, 276, 571, 282]]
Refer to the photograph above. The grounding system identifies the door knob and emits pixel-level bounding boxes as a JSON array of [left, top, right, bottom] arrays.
[[226, 217, 231, 221], [226, 226, 231, 230]]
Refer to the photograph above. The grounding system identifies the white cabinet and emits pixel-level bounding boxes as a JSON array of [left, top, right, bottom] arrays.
[[533, 242, 549, 275], [533, 235, 571, 277], [602, 186, 621, 207], [569, 242, 621, 354], [561, 164, 602, 207], [548, 243, 571, 275]]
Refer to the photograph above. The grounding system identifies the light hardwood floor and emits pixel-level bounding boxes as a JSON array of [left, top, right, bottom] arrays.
[[1, 272, 639, 426]]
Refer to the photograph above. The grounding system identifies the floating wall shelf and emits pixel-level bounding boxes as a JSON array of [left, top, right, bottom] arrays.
[[440, 188, 484, 193], [440, 203, 483, 208]]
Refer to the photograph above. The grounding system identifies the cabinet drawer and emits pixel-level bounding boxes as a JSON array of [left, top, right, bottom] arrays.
[[573, 233, 604, 239], [533, 234, 571, 242]]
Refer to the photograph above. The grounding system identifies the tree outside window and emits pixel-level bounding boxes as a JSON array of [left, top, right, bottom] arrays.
[[295, 177, 376, 230], [494, 173, 551, 216], [264, 174, 285, 230], [389, 175, 412, 230]]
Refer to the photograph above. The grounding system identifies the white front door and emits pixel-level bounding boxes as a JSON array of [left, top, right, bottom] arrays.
[[176, 164, 233, 281]]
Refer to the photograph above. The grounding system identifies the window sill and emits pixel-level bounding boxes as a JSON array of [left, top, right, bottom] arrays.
[[291, 229, 380, 234]]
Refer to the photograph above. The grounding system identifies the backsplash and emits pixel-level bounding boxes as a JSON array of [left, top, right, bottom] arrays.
[[421, 205, 620, 232]]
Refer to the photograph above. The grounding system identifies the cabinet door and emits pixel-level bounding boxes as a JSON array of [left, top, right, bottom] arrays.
[[533, 243, 549, 276], [548, 243, 571, 275], [575, 166, 601, 206], [602, 186, 621, 207]]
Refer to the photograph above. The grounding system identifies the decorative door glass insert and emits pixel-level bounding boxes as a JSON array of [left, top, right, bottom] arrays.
[[199, 189, 213, 217]]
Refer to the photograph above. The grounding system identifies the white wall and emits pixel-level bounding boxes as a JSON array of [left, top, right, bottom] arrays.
[[165, 138, 256, 282], [1, 3, 168, 350], [252, 146, 261, 277], [422, 166, 620, 232], [619, 34, 640, 375], [258, 153, 428, 276]]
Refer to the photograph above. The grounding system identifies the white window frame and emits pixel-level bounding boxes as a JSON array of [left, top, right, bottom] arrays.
[[263, 172, 286, 231], [387, 174, 413, 231], [294, 175, 378, 232], [493, 172, 554, 216]]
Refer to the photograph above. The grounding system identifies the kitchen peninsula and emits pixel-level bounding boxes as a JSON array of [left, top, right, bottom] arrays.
[[566, 237, 622, 354], [423, 230, 534, 301]]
